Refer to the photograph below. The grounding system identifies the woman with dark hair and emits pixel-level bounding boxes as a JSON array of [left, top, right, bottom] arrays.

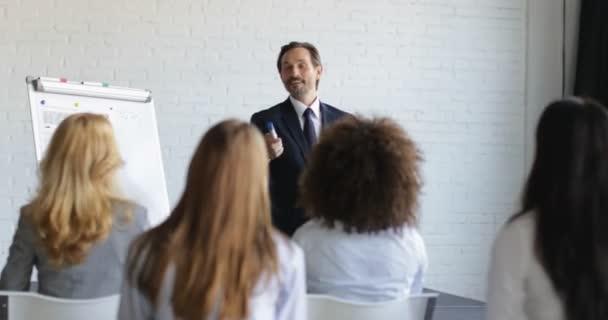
[[293, 116, 427, 302], [118, 120, 306, 320], [487, 98, 608, 320]]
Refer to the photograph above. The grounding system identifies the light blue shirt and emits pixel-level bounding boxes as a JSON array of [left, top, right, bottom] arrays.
[[293, 219, 428, 302], [117, 233, 307, 320]]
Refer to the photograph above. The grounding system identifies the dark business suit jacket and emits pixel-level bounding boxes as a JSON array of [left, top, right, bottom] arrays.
[[251, 98, 348, 236]]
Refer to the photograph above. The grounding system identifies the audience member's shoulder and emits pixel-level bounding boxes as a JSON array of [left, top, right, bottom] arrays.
[[403, 225, 425, 246], [504, 212, 534, 234], [18, 204, 32, 218], [495, 212, 535, 249], [292, 219, 317, 236], [15, 204, 36, 234], [114, 201, 149, 230], [131, 203, 149, 228], [272, 231, 304, 270], [292, 219, 326, 244]]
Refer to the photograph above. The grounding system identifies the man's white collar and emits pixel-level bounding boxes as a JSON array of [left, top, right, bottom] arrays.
[[290, 96, 320, 119]]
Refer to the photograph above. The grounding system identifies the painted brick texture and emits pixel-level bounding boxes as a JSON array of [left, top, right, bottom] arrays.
[[0, 0, 528, 300]]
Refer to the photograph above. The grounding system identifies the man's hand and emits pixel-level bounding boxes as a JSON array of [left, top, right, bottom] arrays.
[[265, 133, 284, 160]]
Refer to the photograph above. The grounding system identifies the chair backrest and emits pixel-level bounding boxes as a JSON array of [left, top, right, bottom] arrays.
[[307, 293, 438, 320], [0, 291, 120, 320]]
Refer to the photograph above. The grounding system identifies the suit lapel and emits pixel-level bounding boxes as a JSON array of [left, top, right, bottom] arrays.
[[279, 99, 309, 158]]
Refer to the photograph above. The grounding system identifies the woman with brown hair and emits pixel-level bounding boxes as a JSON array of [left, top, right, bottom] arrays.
[[118, 120, 306, 320], [293, 116, 428, 302], [0, 113, 148, 298]]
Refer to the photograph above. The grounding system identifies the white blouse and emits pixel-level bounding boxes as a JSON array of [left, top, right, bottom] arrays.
[[486, 213, 565, 320], [118, 233, 307, 320], [293, 219, 427, 302]]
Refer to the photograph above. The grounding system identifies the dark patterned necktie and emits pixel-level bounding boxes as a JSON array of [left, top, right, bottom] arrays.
[[303, 108, 317, 148]]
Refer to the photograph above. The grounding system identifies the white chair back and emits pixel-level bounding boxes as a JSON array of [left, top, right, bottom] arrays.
[[307, 293, 438, 320], [0, 291, 120, 320]]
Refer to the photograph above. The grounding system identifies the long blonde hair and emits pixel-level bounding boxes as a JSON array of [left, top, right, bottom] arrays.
[[128, 119, 278, 319], [27, 113, 125, 266]]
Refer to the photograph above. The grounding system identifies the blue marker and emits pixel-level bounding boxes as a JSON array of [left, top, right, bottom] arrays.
[[266, 121, 278, 139]]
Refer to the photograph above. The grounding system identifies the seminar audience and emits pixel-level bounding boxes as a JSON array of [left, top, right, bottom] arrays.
[[118, 120, 306, 320], [293, 116, 428, 302], [487, 98, 608, 320], [0, 113, 148, 298], [12, 100, 602, 318]]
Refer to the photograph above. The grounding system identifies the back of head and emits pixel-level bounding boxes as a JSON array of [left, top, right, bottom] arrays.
[[128, 119, 278, 319], [520, 98, 608, 319], [29, 113, 124, 266], [299, 116, 422, 233]]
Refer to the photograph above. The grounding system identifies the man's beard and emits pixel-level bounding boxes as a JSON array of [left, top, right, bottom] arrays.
[[286, 79, 308, 98], [289, 86, 307, 99]]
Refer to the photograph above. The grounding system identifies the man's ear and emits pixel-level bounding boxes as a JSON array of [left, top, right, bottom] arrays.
[[315, 65, 324, 80]]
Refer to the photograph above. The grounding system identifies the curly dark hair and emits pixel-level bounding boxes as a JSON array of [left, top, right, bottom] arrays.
[[298, 116, 422, 233]]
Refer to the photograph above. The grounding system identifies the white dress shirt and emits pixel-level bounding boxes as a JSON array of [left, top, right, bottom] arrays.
[[118, 233, 307, 320], [289, 96, 321, 138], [486, 213, 565, 320], [293, 219, 428, 302]]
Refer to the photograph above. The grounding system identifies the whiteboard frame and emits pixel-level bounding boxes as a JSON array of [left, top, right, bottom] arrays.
[[25, 76, 170, 226]]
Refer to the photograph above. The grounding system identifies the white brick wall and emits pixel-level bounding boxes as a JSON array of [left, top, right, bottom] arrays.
[[0, 0, 546, 300]]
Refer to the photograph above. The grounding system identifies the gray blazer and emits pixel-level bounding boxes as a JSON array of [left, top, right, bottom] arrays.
[[0, 203, 148, 299]]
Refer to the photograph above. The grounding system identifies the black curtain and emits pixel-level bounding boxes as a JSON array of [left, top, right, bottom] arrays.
[[574, 0, 608, 105]]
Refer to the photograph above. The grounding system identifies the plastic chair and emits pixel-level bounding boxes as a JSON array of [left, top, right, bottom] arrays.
[[307, 293, 438, 320], [0, 291, 119, 320]]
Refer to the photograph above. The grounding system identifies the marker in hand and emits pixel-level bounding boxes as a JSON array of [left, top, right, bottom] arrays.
[[265, 121, 283, 160], [266, 121, 278, 139]]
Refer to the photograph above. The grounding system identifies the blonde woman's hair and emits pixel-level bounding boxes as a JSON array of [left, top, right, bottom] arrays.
[[27, 113, 126, 266], [127, 119, 278, 320]]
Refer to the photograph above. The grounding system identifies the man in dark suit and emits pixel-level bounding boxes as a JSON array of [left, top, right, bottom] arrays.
[[251, 41, 348, 236]]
